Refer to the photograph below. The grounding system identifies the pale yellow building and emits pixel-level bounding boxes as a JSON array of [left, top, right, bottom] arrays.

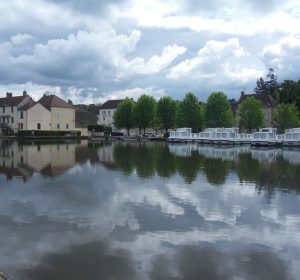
[[38, 94, 75, 130]]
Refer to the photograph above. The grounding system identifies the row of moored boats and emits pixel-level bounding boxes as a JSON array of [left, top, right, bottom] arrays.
[[168, 127, 300, 147]]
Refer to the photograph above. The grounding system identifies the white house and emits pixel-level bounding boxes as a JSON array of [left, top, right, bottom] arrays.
[[97, 99, 123, 130], [0, 91, 33, 133]]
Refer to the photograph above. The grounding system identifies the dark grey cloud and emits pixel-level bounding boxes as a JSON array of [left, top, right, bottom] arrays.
[[0, 0, 299, 102], [45, 0, 131, 15]]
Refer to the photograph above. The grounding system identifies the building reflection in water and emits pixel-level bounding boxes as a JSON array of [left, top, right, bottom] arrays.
[[0, 140, 300, 192]]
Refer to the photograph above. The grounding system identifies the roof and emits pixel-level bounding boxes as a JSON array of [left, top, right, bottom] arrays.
[[18, 99, 37, 111], [0, 95, 28, 107], [238, 93, 278, 108], [100, 99, 123, 110], [75, 108, 97, 128], [75, 104, 101, 116], [38, 94, 74, 109]]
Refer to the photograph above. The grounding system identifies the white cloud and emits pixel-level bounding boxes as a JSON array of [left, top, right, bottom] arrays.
[[120, 44, 187, 77], [116, 0, 300, 36], [262, 35, 300, 79], [168, 38, 264, 84], [11, 33, 35, 45]]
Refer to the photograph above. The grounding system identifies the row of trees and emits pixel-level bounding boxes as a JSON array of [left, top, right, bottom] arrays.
[[114, 92, 235, 135], [114, 91, 299, 135]]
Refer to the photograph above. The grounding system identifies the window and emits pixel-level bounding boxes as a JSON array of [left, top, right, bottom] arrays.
[[20, 111, 23, 119], [102, 110, 106, 115], [20, 123, 23, 130], [57, 123, 60, 129], [222, 133, 226, 138], [66, 123, 69, 129], [103, 117, 105, 121], [217, 133, 221, 138], [108, 110, 111, 115], [11, 106, 13, 113], [7, 117, 9, 124], [230, 133, 235, 138], [37, 123, 41, 130], [11, 117, 13, 124], [2, 107, 5, 113]]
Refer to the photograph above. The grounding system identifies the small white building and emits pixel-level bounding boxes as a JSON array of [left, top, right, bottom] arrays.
[[0, 91, 33, 133], [97, 99, 123, 130]]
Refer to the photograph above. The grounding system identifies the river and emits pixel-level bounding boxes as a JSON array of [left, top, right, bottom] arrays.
[[0, 140, 299, 279]]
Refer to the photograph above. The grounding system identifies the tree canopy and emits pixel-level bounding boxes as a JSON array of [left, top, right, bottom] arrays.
[[113, 98, 135, 135], [254, 68, 278, 96], [156, 96, 177, 133], [238, 96, 264, 132], [133, 94, 156, 135], [273, 103, 299, 133], [177, 92, 204, 130], [205, 92, 233, 127]]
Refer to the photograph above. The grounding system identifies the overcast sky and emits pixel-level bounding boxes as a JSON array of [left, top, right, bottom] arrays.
[[0, 0, 300, 104]]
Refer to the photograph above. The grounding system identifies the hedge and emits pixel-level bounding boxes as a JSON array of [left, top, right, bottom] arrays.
[[88, 125, 112, 133], [17, 130, 81, 137]]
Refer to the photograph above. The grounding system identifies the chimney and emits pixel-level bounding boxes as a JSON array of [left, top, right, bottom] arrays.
[[68, 99, 73, 105], [241, 91, 245, 98], [23, 90, 27, 96], [6, 92, 12, 98]]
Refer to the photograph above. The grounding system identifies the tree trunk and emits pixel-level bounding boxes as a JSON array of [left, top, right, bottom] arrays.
[[143, 127, 146, 135]]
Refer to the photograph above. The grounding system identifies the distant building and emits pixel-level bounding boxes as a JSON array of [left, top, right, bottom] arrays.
[[233, 91, 279, 127], [97, 99, 123, 130], [38, 94, 75, 130], [0, 91, 33, 134]]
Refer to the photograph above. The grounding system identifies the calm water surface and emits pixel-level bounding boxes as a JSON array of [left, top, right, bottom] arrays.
[[0, 140, 300, 280]]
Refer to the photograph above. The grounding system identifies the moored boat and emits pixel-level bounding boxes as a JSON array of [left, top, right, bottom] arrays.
[[212, 128, 239, 145], [282, 128, 300, 147], [168, 128, 192, 143], [251, 128, 278, 147]]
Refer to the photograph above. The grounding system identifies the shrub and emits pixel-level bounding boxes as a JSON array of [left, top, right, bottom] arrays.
[[17, 130, 81, 137]]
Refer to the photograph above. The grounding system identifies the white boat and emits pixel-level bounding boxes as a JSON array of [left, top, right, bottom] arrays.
[[212, 128, 239, 145], [251, 128, 278, 146], [168, 128, 192, 143], [282, 128, 300, 147], [235, 133, 252, 145], [198, 128, 216, 144]]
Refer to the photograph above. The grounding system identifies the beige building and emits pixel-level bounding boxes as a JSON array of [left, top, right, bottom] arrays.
[[38, 94, 75, 130], [19, 101, 51, 130]]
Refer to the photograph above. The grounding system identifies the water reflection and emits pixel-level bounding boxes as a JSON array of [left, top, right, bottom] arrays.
[[0, 140, 300, 279], [1, 140, 300, 192]]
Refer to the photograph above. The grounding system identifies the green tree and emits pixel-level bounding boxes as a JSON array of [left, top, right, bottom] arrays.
[[156, 96, 177, 133], [238, 97, 264, 132], [205, 92, 233, 127], [177, 92, 204, 130], [254, 68, 278, 96], [113, 98, 135, 136], [277, 80, 300, 112], [273, 103, 299, 132], [133, 94, 156, 135]]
